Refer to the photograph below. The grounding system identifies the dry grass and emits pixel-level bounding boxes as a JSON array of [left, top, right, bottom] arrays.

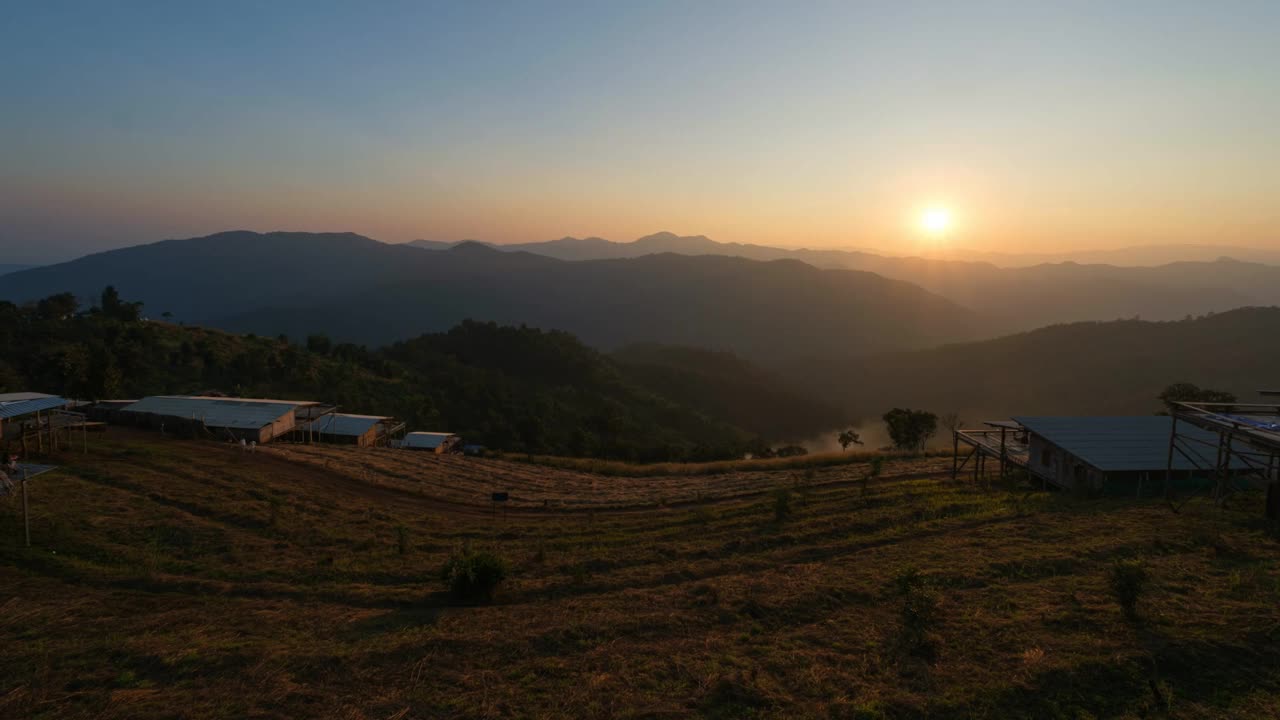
[[263, 443, 953, 511], [1, 431, 1278, 719], [511, 448, 953, 478]]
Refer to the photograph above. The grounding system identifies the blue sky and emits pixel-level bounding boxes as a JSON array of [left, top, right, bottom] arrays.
[[3, 1, 1278, 263]]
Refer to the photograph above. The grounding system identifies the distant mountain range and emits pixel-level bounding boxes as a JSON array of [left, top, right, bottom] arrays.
[[921, 243, 1280, 268], [831, 307, 1280, 421], [4, 229, 1278, 421], [0, 231, 978, 369], [406, 233, 1280, 332], [0, 264, 36, 277]]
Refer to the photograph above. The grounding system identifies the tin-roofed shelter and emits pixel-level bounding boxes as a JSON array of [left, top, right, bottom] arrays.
[[306, 413, 405, 447], [120, 396, 328, 444], [1168, 399, 1280, 517], [1, 393, 75, 453], [402, 432, 462, 454], [1013, 416, 1251, 496], [0, 393, 69, 423]]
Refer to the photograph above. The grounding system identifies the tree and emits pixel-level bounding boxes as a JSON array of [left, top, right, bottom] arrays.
[[35, 293, 79, 321], [774, 444, 808, 458], [306, 333, 333, 355], [100, 285, 142, 321], [837, 429, 863, 452], [940, 412, 962, 435], [1157, 383, 1237, 415], [883, 408, 938, 452]]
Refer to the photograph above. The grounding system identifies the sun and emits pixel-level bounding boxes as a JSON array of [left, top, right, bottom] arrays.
[[918, 206, 953, 236]]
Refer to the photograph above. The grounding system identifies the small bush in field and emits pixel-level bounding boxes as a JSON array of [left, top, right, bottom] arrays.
[[901, 584, 942, 633], [441, 545, 508, 603], [1109, 558, 1149, 619], [773, 487, 793, 521], [891, 566, 924, 596], [862, 457, 885, 497], [395, 525, 409, 555]]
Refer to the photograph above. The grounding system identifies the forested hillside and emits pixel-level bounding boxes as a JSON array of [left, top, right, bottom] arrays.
[[829, 307, 1280, 421], [0, 291, 844, 461], [612, 343, 844, 441]]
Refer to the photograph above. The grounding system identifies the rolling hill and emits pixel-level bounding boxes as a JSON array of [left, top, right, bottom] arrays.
[[0, 291, 847, 458], [824, 306, 1280, 422], [0, 231, 980, 369], [611, 343, 845, 441], [424, 232, 1280, 332]]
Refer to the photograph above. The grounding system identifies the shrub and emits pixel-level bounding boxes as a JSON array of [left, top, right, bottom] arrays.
[[891, 566, 924, 596], [772, 487, 793, 521], [863, 458, 884, 497], [901, 584, 942, 632], [1109, 558, 1149, 619], [441, 546, 508, 603]]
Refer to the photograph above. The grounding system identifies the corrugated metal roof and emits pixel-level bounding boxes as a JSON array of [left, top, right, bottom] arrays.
[[404, 432, 456, 449], [0, 392, 55, 403], [123, 396, 301, 430], [1013, 416, 1249, 472], [307, 413, 387, 437], [0, 395, 69, 420]]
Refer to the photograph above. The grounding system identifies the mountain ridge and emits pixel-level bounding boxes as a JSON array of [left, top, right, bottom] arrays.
[[0, 231, 980, 371]]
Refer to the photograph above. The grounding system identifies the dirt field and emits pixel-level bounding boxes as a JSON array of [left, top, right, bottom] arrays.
[[1, 432, 1278, 719]]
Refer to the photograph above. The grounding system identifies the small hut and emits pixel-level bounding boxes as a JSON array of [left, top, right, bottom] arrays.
[[402, 432, 462, 454], [306, 413, 404, 447]]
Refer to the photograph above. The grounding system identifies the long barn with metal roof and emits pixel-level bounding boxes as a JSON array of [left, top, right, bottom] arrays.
[[120, 396, 330, 444]]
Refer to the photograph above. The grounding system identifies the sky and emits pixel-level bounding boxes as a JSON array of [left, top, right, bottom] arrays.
[[3, 1, 1279, 264]]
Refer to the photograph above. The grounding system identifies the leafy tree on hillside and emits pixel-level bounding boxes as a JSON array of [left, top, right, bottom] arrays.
[[883, 408, 938, 452], [837, 429, 863, 452], [100, 285, 142, 321], [306, 333, 333, 355], [940, 412, 962, 436], [1157, 383, 1237, 414], [774, 445, 808, 458], [36, 293, 79, 321]]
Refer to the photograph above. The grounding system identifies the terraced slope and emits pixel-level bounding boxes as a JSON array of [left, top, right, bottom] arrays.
[[0, 433, 1277, 719], [263, 444, 951, 511]]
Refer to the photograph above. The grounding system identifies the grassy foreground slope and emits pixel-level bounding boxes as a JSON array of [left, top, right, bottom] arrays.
[[0, 434, 1278, 718]]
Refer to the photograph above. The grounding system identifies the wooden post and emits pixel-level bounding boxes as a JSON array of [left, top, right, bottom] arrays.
[[999, 427, 1008, 480], [21, 467, 30, 548], [1266, 454, 1279, 521], [36, 411, 43, 454], [951, 431, 959, 480]]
